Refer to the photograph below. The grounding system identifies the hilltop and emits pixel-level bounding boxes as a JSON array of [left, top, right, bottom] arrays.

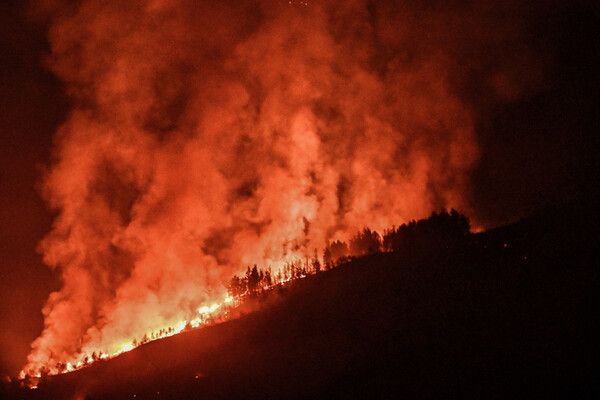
[[3, 201, 598, 399]]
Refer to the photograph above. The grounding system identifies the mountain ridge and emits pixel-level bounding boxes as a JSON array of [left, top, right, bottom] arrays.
[[3, 201, 598, 399]]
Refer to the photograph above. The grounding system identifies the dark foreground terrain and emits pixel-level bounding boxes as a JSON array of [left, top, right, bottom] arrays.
[[3, 202, 598, 399]]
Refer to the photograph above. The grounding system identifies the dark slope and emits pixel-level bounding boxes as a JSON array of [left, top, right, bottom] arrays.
[[4, 203, 598, 399]]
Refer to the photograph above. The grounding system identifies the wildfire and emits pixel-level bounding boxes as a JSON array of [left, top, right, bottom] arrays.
[[18, 207, 474, 390], [19, 259, 320, 388], [20, 264, 296, 386], [20, 295, 238, 383], [15, 0, 515, 392]]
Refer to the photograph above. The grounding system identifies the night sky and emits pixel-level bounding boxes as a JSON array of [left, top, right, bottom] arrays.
[[0, 0, 597, 377]]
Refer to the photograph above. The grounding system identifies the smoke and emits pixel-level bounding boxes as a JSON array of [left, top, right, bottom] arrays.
[[25, 0, 545, 373]]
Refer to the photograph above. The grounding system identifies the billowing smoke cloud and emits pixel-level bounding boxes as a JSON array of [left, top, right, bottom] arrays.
[[25, 0, 544, 373]]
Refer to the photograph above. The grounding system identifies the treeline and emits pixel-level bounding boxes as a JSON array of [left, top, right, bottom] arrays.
[[21, 209, 471, 382], [228, 209, 471, 297], [324, 209, 470, 267], [383, 209, 470, 254], [227, 257, 322, 297]]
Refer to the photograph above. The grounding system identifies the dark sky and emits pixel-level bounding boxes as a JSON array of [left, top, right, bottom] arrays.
[[469, 2, 598, 222], [0, 0, 597, 377]]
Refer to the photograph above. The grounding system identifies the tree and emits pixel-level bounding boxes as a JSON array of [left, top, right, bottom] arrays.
[[312, 248, 321, 273], [382, 209, 471, 255], [227, 275, 246, 297], [325, 240, 349, 266], [283, 264, 289, 281], [382, 226, 395, 251], [264, 269, 272, 287], [290, 262, 297, 279], [349, 228, 381, 256], [247, 265, 260, 293], [56, 362, 66, 374], [323, 247, 332, 270]]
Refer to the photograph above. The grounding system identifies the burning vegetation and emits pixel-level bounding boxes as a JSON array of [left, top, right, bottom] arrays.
[[19, 209, 471, 385], [8, 201, 596, 398], [18, 0, 552, 387]]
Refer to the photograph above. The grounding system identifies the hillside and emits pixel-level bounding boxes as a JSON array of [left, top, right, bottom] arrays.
[[3, 202, 598, 399]]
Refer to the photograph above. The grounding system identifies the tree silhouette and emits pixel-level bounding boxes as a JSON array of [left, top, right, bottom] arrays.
[[349, 228, 382, 256], [264, 269, 272, 288], [227, 275, 246, 297], [382, 209, 471, 257], [247, 265, 260, 293], [323, 247, 332, 270], [323, 240, 350, 267]]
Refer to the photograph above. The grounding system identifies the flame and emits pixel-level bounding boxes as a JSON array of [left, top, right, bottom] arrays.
[[20, 270, 297, 383], [20, 0, 545, 383], [114, 343, 135, 357], [21, 294, 238, 380]]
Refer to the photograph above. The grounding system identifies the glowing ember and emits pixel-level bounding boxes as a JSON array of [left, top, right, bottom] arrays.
[[20, 262, 312, 384], [21, 294, 237, 380]]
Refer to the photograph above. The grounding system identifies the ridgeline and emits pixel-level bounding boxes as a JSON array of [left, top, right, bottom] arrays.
[[3, 201, 598, 399]]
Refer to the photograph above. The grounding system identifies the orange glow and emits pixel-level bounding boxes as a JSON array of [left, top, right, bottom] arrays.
[[22, 293, 240, 379], [21, 0, 553, 381], [21, 271, 298, 381]]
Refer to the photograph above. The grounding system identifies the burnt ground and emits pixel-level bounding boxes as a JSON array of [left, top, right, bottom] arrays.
[[2, 201, 598, 399]]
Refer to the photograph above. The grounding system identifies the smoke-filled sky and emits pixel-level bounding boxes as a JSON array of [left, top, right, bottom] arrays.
[[1, 0, 597, 376]]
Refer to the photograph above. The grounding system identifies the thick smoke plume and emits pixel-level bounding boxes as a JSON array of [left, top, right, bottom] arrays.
[[25, 0, 544, 373]]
